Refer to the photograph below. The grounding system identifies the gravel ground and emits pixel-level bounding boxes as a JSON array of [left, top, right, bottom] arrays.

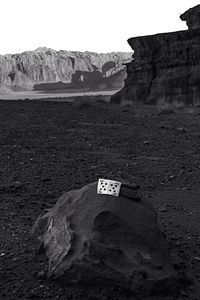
[[0, 100, 200, 299]]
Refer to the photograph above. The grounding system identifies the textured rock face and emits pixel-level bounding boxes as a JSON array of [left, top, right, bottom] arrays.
[[111, 5, 200, 105], [180, 5, 200, 29], [0, 48, 131, 90], [31, 181, 176, 291]]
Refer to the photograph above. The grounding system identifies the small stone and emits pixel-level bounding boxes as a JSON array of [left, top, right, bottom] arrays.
[[38, 270, 46, 278], [176, 127, 186, 132], [10, 181, 23, 190], [181, 290, 188, 296], [193, 256, 200, 261], [12, 257, 19, 261], [90, 165, 97, 169], [188, 285, 195, 291], [158, 205, 167, 212]]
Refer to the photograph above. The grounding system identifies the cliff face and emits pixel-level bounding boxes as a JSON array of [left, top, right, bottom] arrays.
[[111, 5, 200, 105], [0, 48, 132, 90]]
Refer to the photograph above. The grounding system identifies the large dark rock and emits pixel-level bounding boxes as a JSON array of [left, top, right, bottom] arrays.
[[31, 181, 176, 293], [111, 5, 200, 105]]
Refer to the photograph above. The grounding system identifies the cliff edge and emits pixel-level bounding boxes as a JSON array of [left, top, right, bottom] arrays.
[[111, 5, 200, 105]]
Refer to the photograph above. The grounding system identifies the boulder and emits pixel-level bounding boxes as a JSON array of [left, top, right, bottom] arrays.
[[31, 181, 176, 292]]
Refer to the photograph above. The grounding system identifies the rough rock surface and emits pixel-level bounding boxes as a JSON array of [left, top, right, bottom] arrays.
[[0, 48, 131, 90], [111, 5, 200, 105], [31, 181, 176, 292], [180, 5, 200, 29]]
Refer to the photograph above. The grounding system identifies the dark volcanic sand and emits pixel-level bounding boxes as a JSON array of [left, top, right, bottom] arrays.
[[0, 100, 200, 299]]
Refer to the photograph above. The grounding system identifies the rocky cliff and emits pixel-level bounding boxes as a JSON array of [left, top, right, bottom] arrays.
[[111, 5, 200, 105], [0, 48, 132, 91]]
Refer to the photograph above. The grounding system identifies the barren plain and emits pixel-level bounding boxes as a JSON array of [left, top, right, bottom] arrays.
[[0, 99, 200, 299]]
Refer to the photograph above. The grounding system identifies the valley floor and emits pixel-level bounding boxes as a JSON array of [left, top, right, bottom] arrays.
[[0, 100, 200, 299], [0, 90, 115, 101]]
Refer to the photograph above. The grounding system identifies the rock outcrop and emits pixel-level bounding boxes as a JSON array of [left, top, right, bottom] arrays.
[[0, 48, 131, 91], [111, 5, 200, 105], [180, 5, 200, 29], [31, 181, 176, 293]]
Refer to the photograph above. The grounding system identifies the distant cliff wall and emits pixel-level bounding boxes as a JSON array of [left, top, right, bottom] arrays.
[[0, 48, 131, 90], [111, 5, 200, 105]]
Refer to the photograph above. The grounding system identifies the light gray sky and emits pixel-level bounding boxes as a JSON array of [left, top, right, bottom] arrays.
[[1, 0, 200, 54]]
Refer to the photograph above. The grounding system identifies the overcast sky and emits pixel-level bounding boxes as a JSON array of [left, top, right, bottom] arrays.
[[1, 0, 200, 55]]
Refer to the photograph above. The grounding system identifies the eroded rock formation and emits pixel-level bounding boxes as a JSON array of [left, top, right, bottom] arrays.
[[0, 48, 131, 90], [31, 181, 176, 293], [180, 5, 200, 29], [111, 5, 200, 105]]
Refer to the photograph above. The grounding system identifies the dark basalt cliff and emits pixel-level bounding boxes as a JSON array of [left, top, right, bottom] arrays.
[[0, 48, 131, 91], [111, 5, 200, 105]]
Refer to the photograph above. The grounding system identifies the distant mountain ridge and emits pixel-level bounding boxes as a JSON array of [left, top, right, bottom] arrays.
[[0, 48, 132, 91]]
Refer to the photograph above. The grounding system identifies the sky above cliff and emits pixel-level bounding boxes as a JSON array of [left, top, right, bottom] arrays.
[[1, 0, 200, 54]]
